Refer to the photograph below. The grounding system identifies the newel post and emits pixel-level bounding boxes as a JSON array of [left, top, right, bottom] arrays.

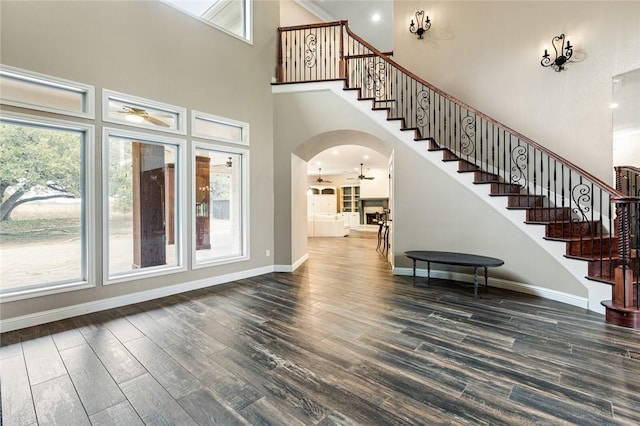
[[602, 196, 640, 328]]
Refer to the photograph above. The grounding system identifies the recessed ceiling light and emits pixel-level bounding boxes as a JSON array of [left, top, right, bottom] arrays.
[[372, 13, 381, 23], [610, 103, 619, 109], [332, 149, 339, 155], [363, 154, 370, 159]]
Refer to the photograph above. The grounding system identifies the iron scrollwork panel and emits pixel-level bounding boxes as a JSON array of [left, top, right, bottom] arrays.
[[510, 145, 528, 187], [460, 115, 476, 156], [571, 183, 591, 223], [305, 33, 317, 69], [366, 59, 386, 98], [416, 89, 430, 130]]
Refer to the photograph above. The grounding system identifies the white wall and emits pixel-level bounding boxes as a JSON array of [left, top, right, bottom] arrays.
[[291, 154, 308, 266], [0, 0, 278, 322], [393, 1, 640, 184], [359, 168, 390, 198]]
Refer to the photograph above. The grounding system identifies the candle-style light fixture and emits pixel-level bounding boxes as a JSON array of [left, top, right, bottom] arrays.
[[541, 34, 573, 72], [409, 10, 431, 39]]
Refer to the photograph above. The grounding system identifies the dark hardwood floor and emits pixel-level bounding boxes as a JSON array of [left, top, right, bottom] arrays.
[[2, 232, 640, 425]]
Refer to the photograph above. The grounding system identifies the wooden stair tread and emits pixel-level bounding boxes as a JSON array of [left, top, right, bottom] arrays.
[[548, 235, 616, 242]]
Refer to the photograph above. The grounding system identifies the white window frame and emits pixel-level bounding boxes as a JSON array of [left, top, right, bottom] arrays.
[[160, 0, 253, 44], [192, 142, 249, 268], [191, 110, 249, 146], [102, 127, 187, 285], [0, 111, 95, 303], [102, 89, 187, 135], [0, 64, 95, 119]]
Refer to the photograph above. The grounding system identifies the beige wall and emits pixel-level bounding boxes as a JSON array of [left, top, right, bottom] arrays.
[[280, 0, 323, 26], [393, 1, 640, 184], [0, 0, 278, 321]]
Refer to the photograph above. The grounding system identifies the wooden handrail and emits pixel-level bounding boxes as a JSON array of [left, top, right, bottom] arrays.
[[615, 165, 640, 174], [278, 21, 624, 199]]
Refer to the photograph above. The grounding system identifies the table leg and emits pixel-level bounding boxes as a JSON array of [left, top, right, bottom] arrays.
[[427, 262, 431, 285], [473, 266, 479, 296], [484, 267, 489, 293], [412, 259, 416, 287]]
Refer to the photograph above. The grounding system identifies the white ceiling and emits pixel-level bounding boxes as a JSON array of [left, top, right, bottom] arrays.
[[308, 145, 389, 176], [298, 0, 394, 52]]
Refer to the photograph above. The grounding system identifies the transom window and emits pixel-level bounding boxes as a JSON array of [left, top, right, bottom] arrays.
[[192, 110, 248, 145], [103, 89, 187, 135], [161, 0, 252, 42], [0, 65, 95, 119]]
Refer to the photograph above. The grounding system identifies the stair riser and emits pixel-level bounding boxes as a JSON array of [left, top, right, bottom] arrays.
[[588, 260, 638, 281], [527, 208, 572, 222], [508, 196, 545, 208], [458, 161, 479, 172], [474, 171, 500, 183], [490, 183, 522, 195], [566, 237, 618, 257], [442, 150, 458, 161], [546, 222, 602, 239]]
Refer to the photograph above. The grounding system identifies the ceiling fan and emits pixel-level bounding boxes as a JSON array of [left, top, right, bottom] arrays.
[[349, 163, 374, 180], [118, 105, 170, 128], [213, 157, 233, 168], [315, 168, 332, 183]]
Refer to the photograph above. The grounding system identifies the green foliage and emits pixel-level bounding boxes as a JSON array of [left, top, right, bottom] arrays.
[[0, 123, 82, 200]]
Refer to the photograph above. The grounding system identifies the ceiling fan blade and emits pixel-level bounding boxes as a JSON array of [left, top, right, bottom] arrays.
[[143, 115, 171, 127], [117, 105, 170, 127]]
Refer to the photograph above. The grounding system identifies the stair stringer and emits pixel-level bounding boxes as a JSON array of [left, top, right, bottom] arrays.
[[273, 81, 609, 314]]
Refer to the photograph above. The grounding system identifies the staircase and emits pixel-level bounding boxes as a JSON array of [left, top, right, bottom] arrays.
[[275, 21, 640, 328]]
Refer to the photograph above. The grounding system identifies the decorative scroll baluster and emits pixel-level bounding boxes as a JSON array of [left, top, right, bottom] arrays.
[[416, 89, 430, 131], [460, 115, 476, 157]]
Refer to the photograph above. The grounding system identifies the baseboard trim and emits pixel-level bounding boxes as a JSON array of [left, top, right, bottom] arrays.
[[393, 267, 589, 310], [0, 265, 275, 333], [274, 253, 309, 273]]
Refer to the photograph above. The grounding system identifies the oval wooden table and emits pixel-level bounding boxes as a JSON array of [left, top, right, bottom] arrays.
[[405, 250, 504, 296]]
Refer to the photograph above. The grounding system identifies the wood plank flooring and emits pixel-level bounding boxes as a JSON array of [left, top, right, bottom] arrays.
[[2, 233, 640, 425]]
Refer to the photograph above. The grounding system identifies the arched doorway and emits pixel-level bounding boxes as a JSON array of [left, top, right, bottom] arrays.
[[290, 130, 393, 270]]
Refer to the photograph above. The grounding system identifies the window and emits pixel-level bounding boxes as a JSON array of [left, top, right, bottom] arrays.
[[0, 113, 94, 300], [0, 64, 95, 119], [103, 89, 187, 135], [192, 110, 248, 145], [161, 0, 252, 42], [104, 128, 185, 282], [193, 145, 248, 266]]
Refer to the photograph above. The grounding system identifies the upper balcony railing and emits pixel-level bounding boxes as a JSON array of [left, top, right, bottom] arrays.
[[276, 21, 639, 310]]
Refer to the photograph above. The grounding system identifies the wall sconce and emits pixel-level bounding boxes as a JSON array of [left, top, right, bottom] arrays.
[[409, 11, 431, 39], [541, 34, 573, 72]]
